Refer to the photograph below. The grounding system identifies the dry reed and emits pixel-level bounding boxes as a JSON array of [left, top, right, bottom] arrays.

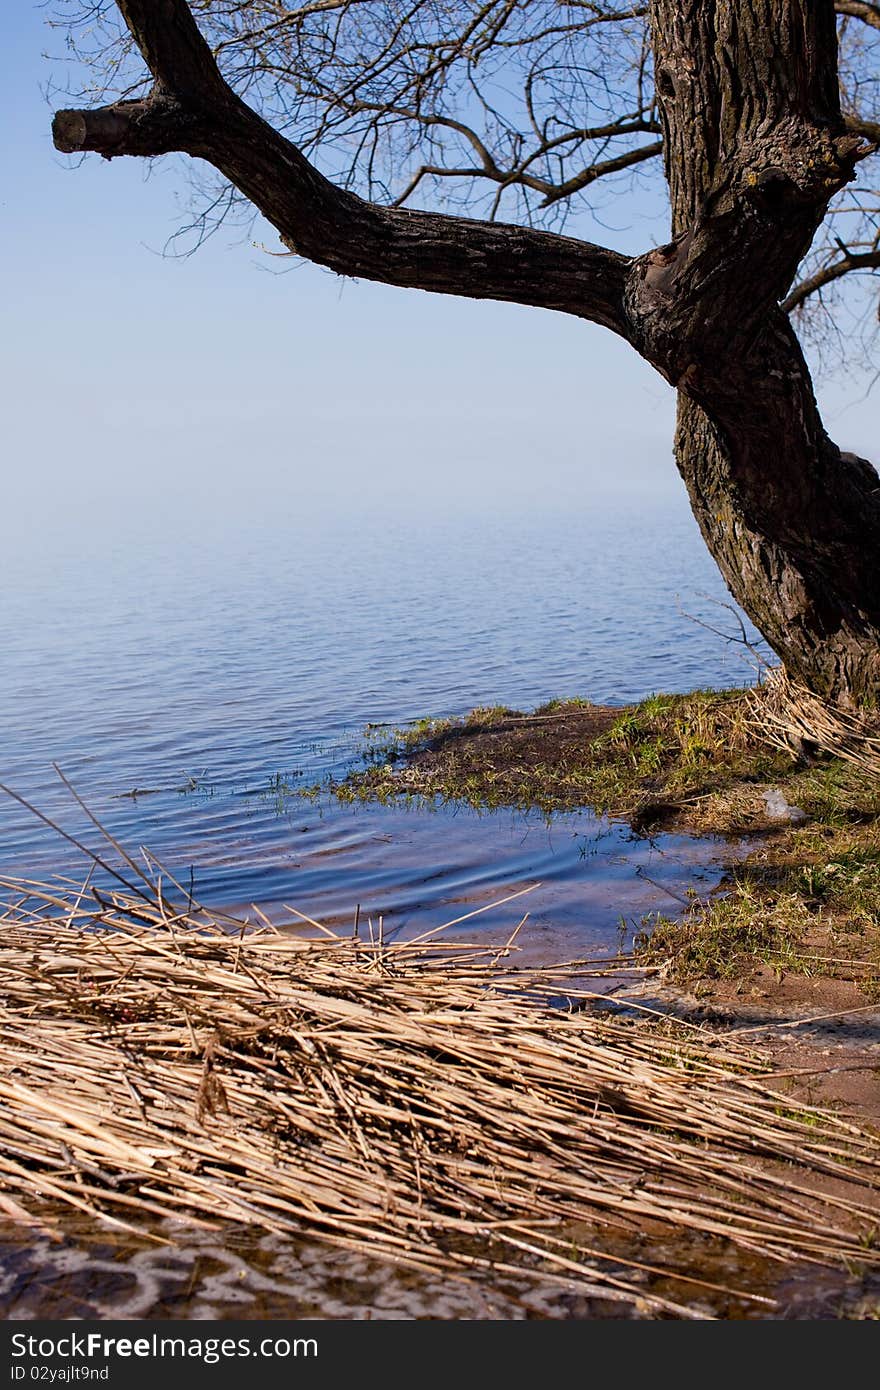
[[748, 666, 880, 775], [1, 860, 879, 1320]]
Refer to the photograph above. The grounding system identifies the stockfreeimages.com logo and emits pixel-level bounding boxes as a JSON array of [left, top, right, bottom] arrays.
[[11, 1333, 317, 1373]]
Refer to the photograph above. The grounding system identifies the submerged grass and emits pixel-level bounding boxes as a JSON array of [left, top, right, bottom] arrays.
[[318, 686, 795, 825], [308, 679, 880, 1003]]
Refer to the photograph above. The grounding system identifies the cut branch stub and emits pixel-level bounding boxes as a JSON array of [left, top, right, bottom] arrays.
[[52, 94, 204, 159], [50, 1, 632, 335]]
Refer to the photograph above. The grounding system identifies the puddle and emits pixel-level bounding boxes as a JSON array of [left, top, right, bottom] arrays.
[[4, 1211, 874, 1321]]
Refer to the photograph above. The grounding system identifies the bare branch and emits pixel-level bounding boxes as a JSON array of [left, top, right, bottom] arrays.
[[540, 138, 663, 206], [44, 1, 880, 368], [846, 114, 880, 146], [53, 0, 632, 335], [49, 1, 657, 227], [783, 246, 880, 313], [836, 1, 880, 30]]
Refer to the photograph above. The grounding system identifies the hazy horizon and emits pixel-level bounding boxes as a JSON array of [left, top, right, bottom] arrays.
[[4, 4, 879, 551]]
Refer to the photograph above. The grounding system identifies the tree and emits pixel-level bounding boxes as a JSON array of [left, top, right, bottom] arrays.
[[50, 1, 880, 706]]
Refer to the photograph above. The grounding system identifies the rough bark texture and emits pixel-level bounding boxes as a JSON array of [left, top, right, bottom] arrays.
[[52, 0, 880, 705], [52, 2, 629, 337], [624, 0, 880, 705]]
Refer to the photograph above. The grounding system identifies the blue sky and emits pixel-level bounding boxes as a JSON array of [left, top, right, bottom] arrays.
[[3, 3, 878, 543]]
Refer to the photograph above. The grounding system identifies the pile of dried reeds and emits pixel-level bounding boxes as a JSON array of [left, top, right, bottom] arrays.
[[1, 867, 879, 1319], [748, 666, 880, 776]]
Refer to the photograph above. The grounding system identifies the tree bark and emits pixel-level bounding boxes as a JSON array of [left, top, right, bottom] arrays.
[[52, 0, 880, 705], [626, 0, 880, 705], [51, 2, 629, 338]]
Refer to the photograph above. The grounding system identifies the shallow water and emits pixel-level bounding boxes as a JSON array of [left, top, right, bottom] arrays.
[[3, 1212, 871, 1321], [0, 497, 762, 955], [0, 494, 791, 1320]]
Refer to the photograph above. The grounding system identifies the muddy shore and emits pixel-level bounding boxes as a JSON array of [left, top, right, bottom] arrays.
[[3, 685, 879, 1320], [327, 688, 880, 1137]]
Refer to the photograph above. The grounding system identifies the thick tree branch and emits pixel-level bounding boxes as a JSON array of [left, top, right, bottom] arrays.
[[845, 114, 880, 149], [110, 0, 229, 104], [782, 246, 880, 312], [836, 1, 880, 29], [52, 0, 630, 336]]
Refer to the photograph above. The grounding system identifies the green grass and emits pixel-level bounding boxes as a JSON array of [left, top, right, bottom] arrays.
[[308, 685, 797, 822], [636, 820, 880, 994], [293, 681, 880, 1000], [794, 848, 880, 925], [635, 879, 815, 982]]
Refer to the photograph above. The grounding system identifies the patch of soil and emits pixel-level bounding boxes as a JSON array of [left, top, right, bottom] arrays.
[[648, 976, 880, 1121], [357, 691, 797, 832], [394, 696, 880, 1124], [403, 702, 621, 800]]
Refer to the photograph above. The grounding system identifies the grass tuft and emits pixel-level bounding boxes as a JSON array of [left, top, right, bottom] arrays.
[[313, 686, 797, 826]]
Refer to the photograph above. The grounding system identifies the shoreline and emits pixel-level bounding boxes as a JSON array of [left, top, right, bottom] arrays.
[[1, 872, 878, 1320], [320, 685, 880, 1133], [2, 682, 879, 1319]]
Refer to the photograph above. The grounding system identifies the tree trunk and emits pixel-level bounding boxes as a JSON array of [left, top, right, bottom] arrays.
[[675, 376, 880, 705], [632, 0, 880, 706], [50, 0, 880, 705]]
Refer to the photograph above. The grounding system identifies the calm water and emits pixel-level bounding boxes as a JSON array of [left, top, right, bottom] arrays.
[[0, 496, 763, 954], [2, 493, 771, 1316]]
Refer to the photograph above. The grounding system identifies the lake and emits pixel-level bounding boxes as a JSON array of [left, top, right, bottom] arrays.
[[0, 492, 764, 957]]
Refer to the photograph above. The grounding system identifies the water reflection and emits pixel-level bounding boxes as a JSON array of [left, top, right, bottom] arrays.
[[0, 501, 767, 1316], [0, 502, 759, 955]]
